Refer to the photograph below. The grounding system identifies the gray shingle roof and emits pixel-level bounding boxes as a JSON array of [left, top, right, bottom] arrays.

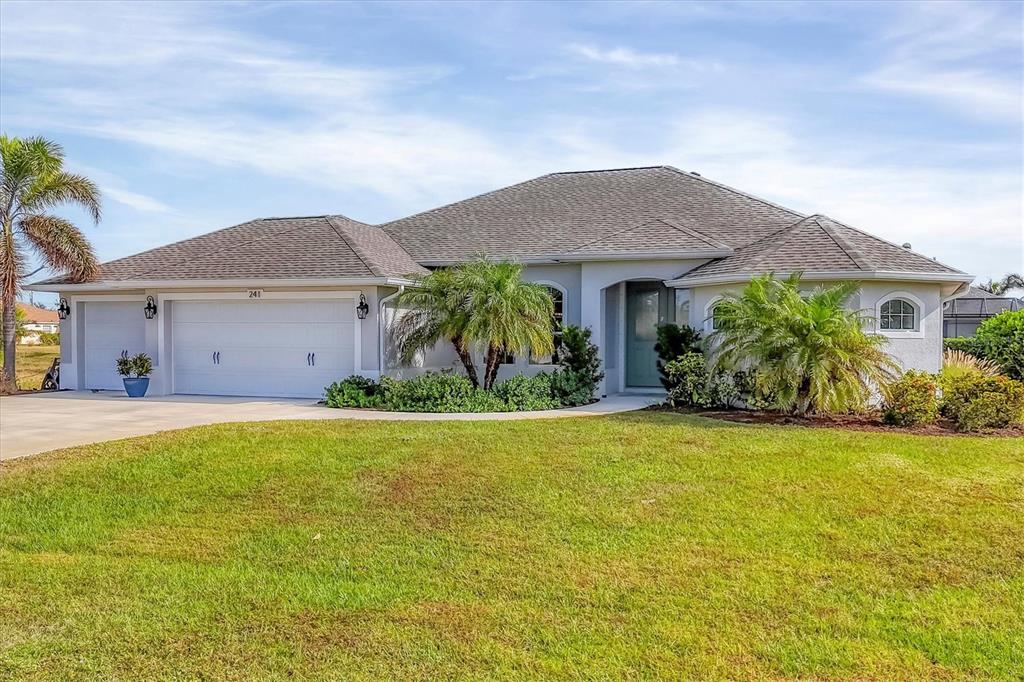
[[36, 215, 426, 285], [34, 166, 969, 288], [678, 214, 964, 282], [381, 166, 801, 262]]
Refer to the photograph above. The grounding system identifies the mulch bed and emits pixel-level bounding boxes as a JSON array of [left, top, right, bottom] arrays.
[[648, 405, 1024, 437]]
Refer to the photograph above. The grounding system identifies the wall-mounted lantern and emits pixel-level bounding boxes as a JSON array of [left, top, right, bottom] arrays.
[[57, 298, 71, 320], [144, 296, 158, 320], [356, 293, 370, 320]]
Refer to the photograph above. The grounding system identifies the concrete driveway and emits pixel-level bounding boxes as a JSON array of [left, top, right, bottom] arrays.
[[0, 391, 658, 461]]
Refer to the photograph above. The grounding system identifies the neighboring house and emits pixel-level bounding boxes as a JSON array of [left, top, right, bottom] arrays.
[[942, 286, 1022, 338], [16, 302, 60, 345], [28, 166, 972, 398]]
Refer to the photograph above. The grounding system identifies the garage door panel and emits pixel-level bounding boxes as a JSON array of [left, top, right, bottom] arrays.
[[84, 302, 146, 391], [171, 298, 357, 398]]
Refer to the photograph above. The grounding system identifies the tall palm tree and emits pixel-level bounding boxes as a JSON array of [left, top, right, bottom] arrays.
[[459, 258, 554, 389], [392, 266, 480, 387], [977, 273, 1024, 296], [708, 273, 898, 415], [1, 136, 100, 391]]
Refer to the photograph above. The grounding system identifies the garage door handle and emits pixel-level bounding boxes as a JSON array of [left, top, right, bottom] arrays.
[[311, 352, 315, 367], [216, 352, 221, 364], [306, 352, 311, 366]]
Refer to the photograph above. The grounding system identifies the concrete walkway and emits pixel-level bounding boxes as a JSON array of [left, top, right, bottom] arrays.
[[0, 391, 660, 461]]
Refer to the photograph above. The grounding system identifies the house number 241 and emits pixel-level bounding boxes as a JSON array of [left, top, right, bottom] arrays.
[[247, 289, 263, 299]]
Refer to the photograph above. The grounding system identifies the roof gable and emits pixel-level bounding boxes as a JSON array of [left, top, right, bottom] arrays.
[[679, 214, 964, 282]]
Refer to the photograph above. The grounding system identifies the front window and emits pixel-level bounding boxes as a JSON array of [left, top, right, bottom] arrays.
[[880, 298, 916, 330], [530, 286, 565, 364], [710, 304, 725, 330]]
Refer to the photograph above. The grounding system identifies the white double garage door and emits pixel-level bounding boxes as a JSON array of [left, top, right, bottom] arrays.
[[83, 298, 356, 398]]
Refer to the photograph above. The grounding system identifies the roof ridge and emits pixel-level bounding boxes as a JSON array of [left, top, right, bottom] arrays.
[[380, 173, 555, 231], [563, 216, 663, 252], [325, 217, 386, 277], [130, 218, 320, 280], [726, 214, 812, 270], [817, 214, 967, 275], [96, 218, 264, 275], [660, 166, 805, 219], [656, 217, 732, 250], [813, 215, 873, 270], [549, 166, 667, 175]]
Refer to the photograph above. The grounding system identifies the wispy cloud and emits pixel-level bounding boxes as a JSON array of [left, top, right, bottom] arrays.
[[101, 187, 171, 214], [859, 1, 1023, 120], [567, 44, 682, 68]]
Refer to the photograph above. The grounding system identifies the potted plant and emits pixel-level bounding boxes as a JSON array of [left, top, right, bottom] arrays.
[[116, 352, 154, 398]]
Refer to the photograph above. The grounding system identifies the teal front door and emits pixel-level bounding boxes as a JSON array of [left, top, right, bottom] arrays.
[[625, 281, 667, 388]]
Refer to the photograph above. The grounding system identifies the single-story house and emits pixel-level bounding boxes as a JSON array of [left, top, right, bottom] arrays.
[[942, 286, 1021, 338], [28, 166, 972, 398], [15, 302, 60, 345]]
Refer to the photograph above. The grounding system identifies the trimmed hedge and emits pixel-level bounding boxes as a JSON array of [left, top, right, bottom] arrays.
[[325, 370, 580, 413], [942, 337, 979, 355]]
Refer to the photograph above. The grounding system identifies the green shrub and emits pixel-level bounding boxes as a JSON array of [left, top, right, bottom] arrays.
[[731, 368, 778, 410], [493, 373, 559, 411], [942, 373, 1024, 432], [548, 368, 596, 407], [665, 353, 713, 407], [324, 375, 382, 408], [378, 372, 480, 412], [882, 371, 938, 426], [943, 336, 979, 355], [654, 323, 702, 389], [555, 325, 603, 398], [973, 310, 1024, 381], [36, 331, 60, 345]]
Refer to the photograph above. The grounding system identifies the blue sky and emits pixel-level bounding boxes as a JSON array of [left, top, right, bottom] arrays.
[[1, 0, 1021, 301]]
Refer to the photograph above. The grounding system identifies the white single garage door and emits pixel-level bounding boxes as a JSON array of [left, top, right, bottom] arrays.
[[171, 299, 356, 398], [84, 301, 146, 390]]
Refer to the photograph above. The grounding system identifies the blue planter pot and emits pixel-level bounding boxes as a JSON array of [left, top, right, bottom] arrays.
[[123, 377, 150, 398]]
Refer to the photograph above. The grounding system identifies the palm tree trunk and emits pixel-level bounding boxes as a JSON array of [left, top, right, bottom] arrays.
[[2, 301, 16, 392], [451, 335, 479, 388], [483, 345, 502, 390]]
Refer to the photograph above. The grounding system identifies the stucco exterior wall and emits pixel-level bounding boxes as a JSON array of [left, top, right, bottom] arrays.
[[686, 280, 946, 373]]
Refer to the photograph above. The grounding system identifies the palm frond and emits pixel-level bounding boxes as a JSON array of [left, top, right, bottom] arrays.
[[23, 172, 102, 223], [18, 214, 99, 282]]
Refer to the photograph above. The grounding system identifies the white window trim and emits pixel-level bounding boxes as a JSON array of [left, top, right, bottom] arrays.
[[528, 281, 568, 366], [875, 291, 925, 339], [703, 296, 725, 334]]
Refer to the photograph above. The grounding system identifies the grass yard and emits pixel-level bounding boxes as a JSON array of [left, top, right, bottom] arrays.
[[1, 413, 1022, 679], [0, 344, 59, 391]]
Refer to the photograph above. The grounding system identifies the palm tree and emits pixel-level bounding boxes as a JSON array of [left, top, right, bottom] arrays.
[[392, 266, 481, 387], [392, 259, 556, 390], [459, 258, 554, 389], [977, 273, 1024, 296], [1, 136, 101, 391], [708, 273, 898, 415]]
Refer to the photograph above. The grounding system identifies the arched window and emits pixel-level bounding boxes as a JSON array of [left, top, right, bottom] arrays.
[[530, 286, 565, 365], [880, 298, 917, 331]]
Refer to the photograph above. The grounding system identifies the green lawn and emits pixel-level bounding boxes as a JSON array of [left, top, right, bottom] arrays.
[[1, 413, 1022, 679], [0, 344, 59, 391]]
